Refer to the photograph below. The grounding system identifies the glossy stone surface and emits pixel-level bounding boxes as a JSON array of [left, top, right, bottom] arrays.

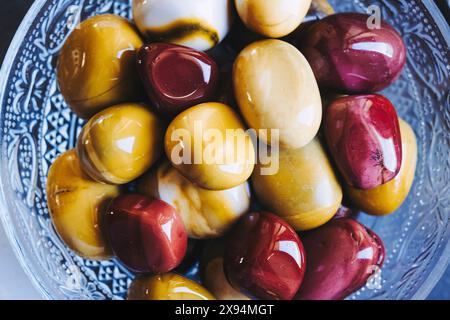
[[347, 119, 417, 215], [104, 194, 187, 274], [46, 150, 120, 260], [138, 161, 251, 239], [324, 94, 402, 190], [128, 273, 215, 300], [201, 239, 250, 300], [57, 14, 144, 119], [235, 0, 312, 38], [252, 138, 343, 231], [234, 39, 322, 149], [295, 218, 385, 300], [77, 103, 164, 185], [301, 13, 406, 93], [165, 102, 255, 190], [132, 0, 231, 51], [224, 212, 306, 300], [137, 43, 219, 118]]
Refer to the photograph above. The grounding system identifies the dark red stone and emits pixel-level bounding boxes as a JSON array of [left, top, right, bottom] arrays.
[[104, 194, 187, 274], [295, 218, 385, 300], [224, 212, 306, 300], [324, 94, 402, 190], [137, 43, 219, 118], [300, 13, 406, 93]]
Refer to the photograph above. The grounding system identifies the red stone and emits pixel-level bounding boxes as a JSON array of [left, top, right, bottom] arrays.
[[104, 194, 187, 274], [325, 94, 402, 190], [301, 13, 406, 93], [137, 43, 219, 118], [224, 212, 306, 300], [295, 218, 385, 300]]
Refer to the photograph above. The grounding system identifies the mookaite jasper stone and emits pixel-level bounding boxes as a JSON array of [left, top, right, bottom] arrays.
[[128, 273, 215, 300], [132, 0, 231, 51], [252, 138, 343, 231], [137, 43, 219, 118], [46, 150, 120, 260], [347, 119, 417, 215], [325, 94, 402, 190], [301, 13, 406, 92], [295, 218, 385, 300], [165, 102, 255, 191], [57, 15, 144, 119], [234, 0, 312, 38], [234, 39, 322, 149], [104, 194, 187, 274], [224, 212, 306, 300], [76, 103, 164, 185]]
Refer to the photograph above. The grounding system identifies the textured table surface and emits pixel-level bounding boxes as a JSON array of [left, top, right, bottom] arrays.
[[0, 0, 449, 300]]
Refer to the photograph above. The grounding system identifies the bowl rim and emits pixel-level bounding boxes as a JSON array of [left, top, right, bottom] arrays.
[[0, 0, 449, 300], [0, 0, 52, 300]]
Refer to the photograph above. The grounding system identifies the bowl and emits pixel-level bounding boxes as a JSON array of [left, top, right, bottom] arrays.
[[0, 0, 449, 300]]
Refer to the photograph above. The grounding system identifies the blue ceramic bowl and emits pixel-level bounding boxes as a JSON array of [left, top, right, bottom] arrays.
[[0, 0, 449, 300]]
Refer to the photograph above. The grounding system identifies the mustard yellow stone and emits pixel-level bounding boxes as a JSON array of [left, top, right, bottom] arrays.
[[128, 273, 215, 300], [77, 103, 164, 185], [46, 150, 120, 260], [165, 102, 256, 191], [310, 0, 335, 16], [233, 39, 322, 149], [347, 119, 418, 216], [138, 161, 251, 239], [57, 14, 144, 119], [235, 0, 312, 38], [252, 138, 343, 231]]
